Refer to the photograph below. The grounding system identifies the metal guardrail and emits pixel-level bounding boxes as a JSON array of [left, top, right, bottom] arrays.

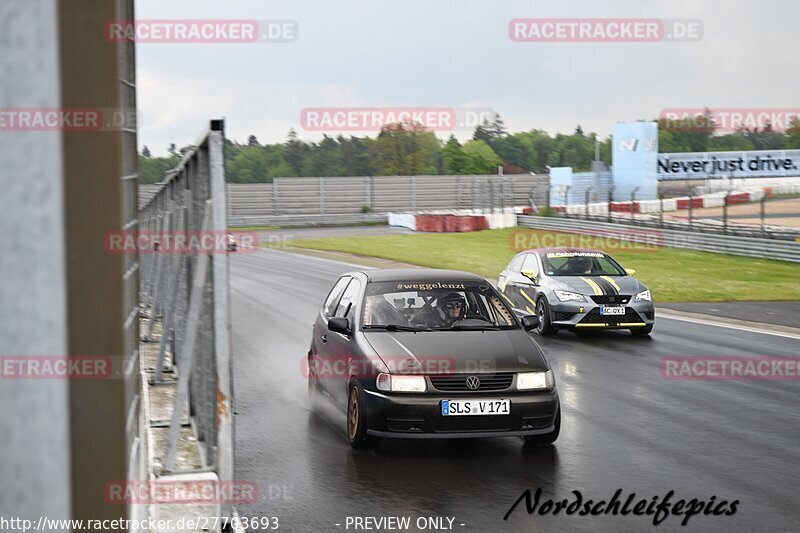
[[139, 120, 235, 516], [559, 210, 800, 241], [518, 215, 800, 263], [229, 212, 388, 227]]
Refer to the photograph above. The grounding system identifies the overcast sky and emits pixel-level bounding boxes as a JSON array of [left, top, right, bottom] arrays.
[[135, 0, 798, 155]]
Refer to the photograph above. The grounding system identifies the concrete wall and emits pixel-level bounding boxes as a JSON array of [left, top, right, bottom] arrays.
[[0, 0, 71, 523]]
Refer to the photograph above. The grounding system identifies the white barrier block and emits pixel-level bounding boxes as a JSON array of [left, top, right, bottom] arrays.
[[662, 198, 678, 211]]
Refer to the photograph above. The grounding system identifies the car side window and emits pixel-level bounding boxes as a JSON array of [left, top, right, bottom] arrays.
[[322, 276, 351, 318], [335, 278, 362, 319], [507, 254, 525, 272], [520, 254, 539, 277]]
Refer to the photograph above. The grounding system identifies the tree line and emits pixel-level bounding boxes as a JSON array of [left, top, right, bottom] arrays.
[[139, 113, 800, 184]]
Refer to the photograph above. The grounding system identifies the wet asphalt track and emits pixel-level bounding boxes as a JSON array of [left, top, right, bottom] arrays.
[[232, 248, 800, 533]]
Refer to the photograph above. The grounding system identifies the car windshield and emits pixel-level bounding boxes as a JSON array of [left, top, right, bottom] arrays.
[[362, 280, 517, 330], [541, 251, 626, 277]]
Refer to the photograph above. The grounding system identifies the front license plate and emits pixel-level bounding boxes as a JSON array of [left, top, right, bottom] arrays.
[[441, 399, 510, 416], [600, 306, 625, 315]]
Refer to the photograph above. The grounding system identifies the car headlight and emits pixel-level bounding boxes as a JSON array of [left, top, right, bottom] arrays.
[[376, 373, 426, 393], [555, 290, 586, 302], [635, 290, 652, 302], [517, 370, 554, 391]]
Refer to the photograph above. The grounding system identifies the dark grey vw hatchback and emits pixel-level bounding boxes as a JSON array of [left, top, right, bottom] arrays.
[[307, 269, 560, 449]]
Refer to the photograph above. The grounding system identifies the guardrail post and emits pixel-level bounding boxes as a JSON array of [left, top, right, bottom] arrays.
[[723, 192, 729, 234], [546, 183, 551, 214], [760, 194, 766, 237], [319, 176, 325, 215], [630, 187, 639, 223], [659, 193, 664, 228], [411, 175, 417, 211], [584, 186, 593, 220], [274, 177, 280, 215], [607, 187, 613, 223], [688, 187, 694, 230]]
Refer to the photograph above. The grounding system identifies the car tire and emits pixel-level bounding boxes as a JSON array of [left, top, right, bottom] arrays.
[[523, 406, 560, 445], [631, 324, 654, 336], [346, 381, 381, 450], [535, 297, 556, 336]]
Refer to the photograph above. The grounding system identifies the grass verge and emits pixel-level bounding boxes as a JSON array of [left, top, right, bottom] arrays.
[[290, 227, 800, 302]]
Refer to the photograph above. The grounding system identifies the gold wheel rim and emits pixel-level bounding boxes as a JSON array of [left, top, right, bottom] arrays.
[[347, 387, 359, 440]]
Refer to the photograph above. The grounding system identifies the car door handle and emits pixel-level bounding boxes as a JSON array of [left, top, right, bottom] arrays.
[[321, 334, 327, 343]]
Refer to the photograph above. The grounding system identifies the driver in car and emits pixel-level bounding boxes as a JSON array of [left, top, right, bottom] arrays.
[[437, 292, 467, 327], [570, 255, 594, 275]]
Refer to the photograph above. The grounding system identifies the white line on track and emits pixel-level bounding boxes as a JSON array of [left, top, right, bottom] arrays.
[[657, 311, 800, 340], [248, 247, 800, 341]]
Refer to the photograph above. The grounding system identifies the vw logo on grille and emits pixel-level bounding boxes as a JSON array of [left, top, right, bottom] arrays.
[[466, 376, 481, 390]]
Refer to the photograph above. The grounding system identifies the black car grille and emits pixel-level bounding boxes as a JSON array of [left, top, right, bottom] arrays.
[[590, 294, 631, 305], [553, 311, 577, 321], [579, 308, 643, 325], [644, 310, 655, 320], [429, 373, 514, 392], [433, 415, 512, 433]]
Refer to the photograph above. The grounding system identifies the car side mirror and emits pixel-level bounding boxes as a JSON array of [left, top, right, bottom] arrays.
[[521, 270, 539, 284], [625, 268, 636, 276], [328, 317, 351, 335], [521, 315, 540, 330]]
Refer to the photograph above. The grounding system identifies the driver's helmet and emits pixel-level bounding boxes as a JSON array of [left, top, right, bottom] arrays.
[[438, 292, 467, 323], [573, 255, 593, 274]]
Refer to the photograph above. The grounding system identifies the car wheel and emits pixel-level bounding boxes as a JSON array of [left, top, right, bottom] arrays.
[[631, 324, 654, 336], [536, 297, 556, 336], [346, 381, 381, 449], [523, 406, 560, 444]]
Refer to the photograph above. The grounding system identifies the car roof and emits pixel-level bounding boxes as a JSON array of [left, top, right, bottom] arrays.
[[349, 268, 486, 283], [521, 247, 606, 255]]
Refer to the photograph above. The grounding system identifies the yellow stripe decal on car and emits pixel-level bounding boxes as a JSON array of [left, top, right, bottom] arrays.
[[618, 322, 647, 327], [526, 306, 535, 314], [580, 277, 603, 295], [576, 323, 608, 327], [601, 276, 621, 292], [520, 289, 536, 306]]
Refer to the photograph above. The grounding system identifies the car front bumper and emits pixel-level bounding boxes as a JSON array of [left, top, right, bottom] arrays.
[[363, 388, 559, 439], [549, 298, 655, 329]]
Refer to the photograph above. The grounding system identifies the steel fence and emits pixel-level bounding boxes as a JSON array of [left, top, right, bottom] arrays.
[[139, 120, 234, 515], [141, 173, 550, 225], [518, 215, 800, 263], [553, 186, 800, 242]]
